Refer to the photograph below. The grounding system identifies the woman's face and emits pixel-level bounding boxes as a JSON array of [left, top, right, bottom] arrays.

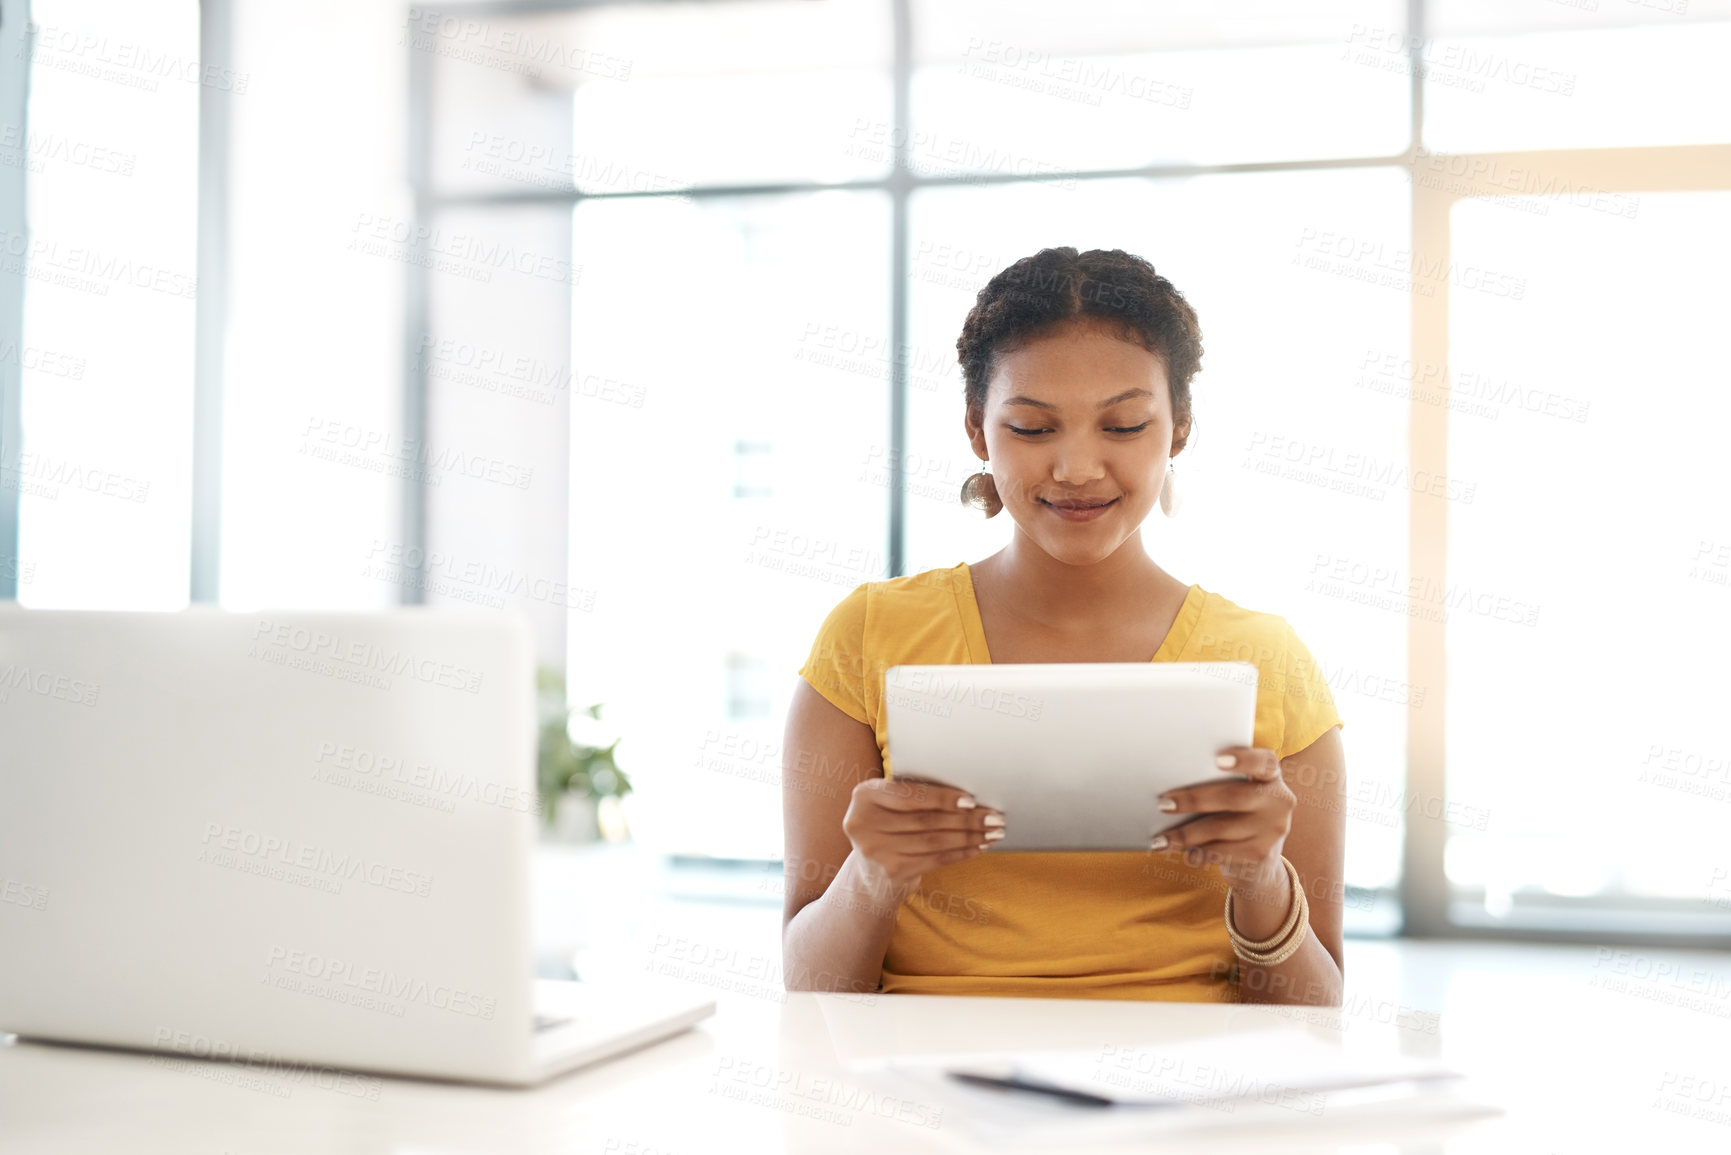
[[966, 318, 1185, 567]]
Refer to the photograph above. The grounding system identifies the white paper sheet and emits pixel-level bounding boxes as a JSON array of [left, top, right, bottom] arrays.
[[847, 1027, 1489, 1150]]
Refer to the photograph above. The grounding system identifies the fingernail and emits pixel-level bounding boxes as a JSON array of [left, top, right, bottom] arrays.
[[1216, 754, 1237, 769], [1157, 797, 1178, 813], [983, 814, 1005, 827], [978, 842, 992, 851], [957, 796, 977, 809], [1149, 835, 1169, 851], [984, 829, 1006, 842]]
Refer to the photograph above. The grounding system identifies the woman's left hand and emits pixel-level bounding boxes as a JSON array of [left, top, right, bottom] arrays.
[[1151, 746, 1294, 902]]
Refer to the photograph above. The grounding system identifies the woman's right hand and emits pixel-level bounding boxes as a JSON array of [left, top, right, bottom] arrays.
[[840, 777, 1005, 897]]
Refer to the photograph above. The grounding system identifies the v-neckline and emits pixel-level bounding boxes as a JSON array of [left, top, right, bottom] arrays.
[[955, 561, 1204, 666]]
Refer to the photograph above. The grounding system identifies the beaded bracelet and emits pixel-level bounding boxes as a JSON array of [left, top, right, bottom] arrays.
[[1224, 856, 1310, 967]]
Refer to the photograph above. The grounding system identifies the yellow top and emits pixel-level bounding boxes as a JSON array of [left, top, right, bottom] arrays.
[[796, 562, 1344, 1002]]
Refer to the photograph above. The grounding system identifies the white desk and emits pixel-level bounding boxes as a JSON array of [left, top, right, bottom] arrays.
[[4, 846, 1728, 1152], [4, 936, 1731, 1155]]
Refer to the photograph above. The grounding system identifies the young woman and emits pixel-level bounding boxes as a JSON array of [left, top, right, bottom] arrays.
[[780, 248, 1347, 1005]]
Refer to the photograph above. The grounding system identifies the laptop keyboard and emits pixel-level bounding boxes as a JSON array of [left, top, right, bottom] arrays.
[[532, 1013, 574, 1033]]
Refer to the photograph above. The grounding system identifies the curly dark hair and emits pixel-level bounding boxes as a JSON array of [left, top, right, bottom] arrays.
[[956, 247, 1204, 454]]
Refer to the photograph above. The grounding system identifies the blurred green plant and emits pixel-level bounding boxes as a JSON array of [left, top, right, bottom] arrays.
[[537, 668, 631, 831]]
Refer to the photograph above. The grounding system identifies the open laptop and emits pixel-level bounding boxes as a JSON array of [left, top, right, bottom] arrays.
[[0, 606, 713, 1086]]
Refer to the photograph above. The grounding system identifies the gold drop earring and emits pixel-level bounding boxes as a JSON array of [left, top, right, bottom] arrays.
[[960, 458, 1003, 518]]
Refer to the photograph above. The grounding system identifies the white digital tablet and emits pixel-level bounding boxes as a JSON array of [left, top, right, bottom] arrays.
[[883, 662, 1259, 851]]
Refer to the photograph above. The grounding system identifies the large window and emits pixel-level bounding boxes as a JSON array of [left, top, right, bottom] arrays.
[[1444, 190, 1731, 932], [1, 0, 413, 614], [218, 0, 409, 611], [10, 0, 198, 609], [407, 0, 1731, 947], [6, 0, 1728, 944]]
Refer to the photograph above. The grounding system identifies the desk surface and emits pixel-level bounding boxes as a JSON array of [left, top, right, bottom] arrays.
[[4, 849, 1727, 1152], [4, 936, 1730, 1155]]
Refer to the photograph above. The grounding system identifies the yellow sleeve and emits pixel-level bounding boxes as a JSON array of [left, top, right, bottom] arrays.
[[1275, 620, 1343, 759], [797, 582, 873, 726]]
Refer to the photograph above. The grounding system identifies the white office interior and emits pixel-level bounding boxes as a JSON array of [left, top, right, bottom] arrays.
[[2, 1, 1730, 1151]]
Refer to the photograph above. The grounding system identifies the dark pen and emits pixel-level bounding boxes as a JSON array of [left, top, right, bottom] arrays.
[[948, 1067, 1463, 1111], [946, 1069, 1119, 1107]]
